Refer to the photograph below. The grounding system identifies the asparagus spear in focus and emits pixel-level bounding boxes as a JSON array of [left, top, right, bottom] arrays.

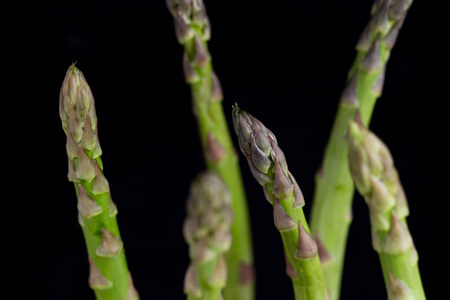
[[59, 64, 138, 300], [232, 104, 327, 300]]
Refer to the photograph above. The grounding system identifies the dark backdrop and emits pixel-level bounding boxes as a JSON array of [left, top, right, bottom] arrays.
[[9, 0, 447, 299]]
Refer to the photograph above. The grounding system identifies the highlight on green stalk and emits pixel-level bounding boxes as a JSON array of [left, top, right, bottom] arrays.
[[347, 118, 425, 300], [308, 1, 414, 298], [183, 170, 233, 300], [59, 64, 139, 300], [232, 104, 327, 300], [166, 1, 255, 299]]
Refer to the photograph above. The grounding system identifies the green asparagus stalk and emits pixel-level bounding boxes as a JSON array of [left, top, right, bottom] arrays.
[[347, 119, 425, 300], [308, 1, 413, 298], [232, 104, 327, 300], [166, 1, 254, 299], [183, 170, 233, 300], [59, 64, 139, 300]]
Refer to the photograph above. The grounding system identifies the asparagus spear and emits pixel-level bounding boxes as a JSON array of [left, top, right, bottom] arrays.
[[232, 104, 327, 300], [183, 170, 233, 300], [308, 1, 413, 298], [59, 64, 138, 300], [347, 119, 425, 300], [166, 1, 254, 299]]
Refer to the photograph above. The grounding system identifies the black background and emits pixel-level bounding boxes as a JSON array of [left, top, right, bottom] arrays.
[[8, 0, 447, 299]]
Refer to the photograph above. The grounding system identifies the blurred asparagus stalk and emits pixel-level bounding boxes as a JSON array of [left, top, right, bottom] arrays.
[[347, 119, 425, 300], [59, 64, 138, 300], [308, 1, 413, 298], [183, 171, 233, 300], [232, 105, 327, 300], [166, 1, 254, 299]]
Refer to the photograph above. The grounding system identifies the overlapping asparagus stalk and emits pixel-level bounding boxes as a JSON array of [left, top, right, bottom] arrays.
[[183, 171, 233, 300], [308, 1, 413, 298], [232, 105, 327, 300], [166, 1, 254, 299], [59, 65, 138, 300], [347, 119, 425, 300]]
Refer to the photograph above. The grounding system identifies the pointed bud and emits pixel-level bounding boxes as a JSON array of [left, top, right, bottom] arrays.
[[394, 182, 409, 218], [270, 140, 288, 174], [193, 34, 210, 68], [371, 0, 390, 34], [96, 228, 123, 257], [359, 38, 382, 73], [76, 144, 96, 182], [355, 23, 372, 51], [77, 184, 103, 219], [409, 243, 418, 265], [238, 112, 252, 143], [387, 272, 415, 300], [383, 213, 412, 254], [284, 251, 299, 278], [369, 202, 390, 231], [59, 86, 68, 129], [108, 193, 118, 217], [194, 238, 215, 262], [252, 122, 271, 156], [371, 67, 386, 96], [68, 102, 83, 143], [273, 198, 297, 231], [295, 222, 318, 260], [174, 10, 194, 44], [381, 15, 404, 49], [182, 51, 200, 83], [389, 0, 407, 21], [184, 262, 201, 297], [208, 253, 227, 287], [288, 171, 305, 208], [263, 185, 273, 204], [92, 162, 110, 195], [250, 133, 271, 174], [211, 71, 223, 102], [246, 157, 272, 186], [273, 158, 294, 200], [82, 114, 96, 151], [92, 130, 103, 159], [67, 157, 79, 182], [166, 0, 177, 17], [369, 176, 396, 213], [125, 273, 139, 300], [340, 74, 359, 106], [315, 235, 332, 264], [88, 257, 113, 289], [66, 130, 78, 161], [202, 16, 211, 41], [75, 87, 86, 125], [205, 132, 227, 163]]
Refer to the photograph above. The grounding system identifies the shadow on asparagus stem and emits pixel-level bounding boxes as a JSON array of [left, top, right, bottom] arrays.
[[59, 64, 138, 300], [347, 116, 425, 300], [183, 170, 233, 300], [232, 104, 328, 300]]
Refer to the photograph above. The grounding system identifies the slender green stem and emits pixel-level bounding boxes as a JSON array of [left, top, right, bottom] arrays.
[[59, 65, 138, 300], [308, 1, 413, 299], [232, 106, 327, 300], [166, 2, 254, 299]]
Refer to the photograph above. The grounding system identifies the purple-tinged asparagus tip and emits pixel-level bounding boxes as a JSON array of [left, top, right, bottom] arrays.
[[77, 184, 103, 219]]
